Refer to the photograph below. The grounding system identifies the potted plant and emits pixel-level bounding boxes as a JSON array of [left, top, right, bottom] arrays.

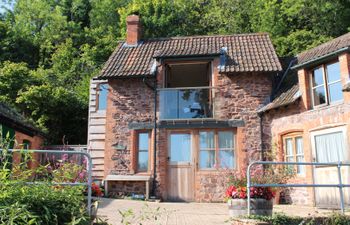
[[225, 166, 294, 217], [226, 184, 275, 217]]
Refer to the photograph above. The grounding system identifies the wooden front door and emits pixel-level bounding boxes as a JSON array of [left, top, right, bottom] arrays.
[[311, 127, 350, 208], [167, 133, 194, 202]]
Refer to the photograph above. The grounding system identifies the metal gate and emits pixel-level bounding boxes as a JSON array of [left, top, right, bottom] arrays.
[[247, 161, 350, 215]]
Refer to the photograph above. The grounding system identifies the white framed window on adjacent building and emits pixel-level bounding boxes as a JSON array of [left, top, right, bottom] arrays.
[[283, 133, 305, 175], [310, 61, 344, 108]]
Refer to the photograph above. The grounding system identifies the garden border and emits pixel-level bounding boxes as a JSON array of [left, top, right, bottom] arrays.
[[0, 149, 93, 216]]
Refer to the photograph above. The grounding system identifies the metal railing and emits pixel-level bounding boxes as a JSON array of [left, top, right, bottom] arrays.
[[247, 161, 350, 215], [0, 149, 93, 215], [158, 86, 214, 120]]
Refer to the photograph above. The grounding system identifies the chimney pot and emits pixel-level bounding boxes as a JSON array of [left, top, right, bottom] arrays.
[[126, 14, 141, 46]]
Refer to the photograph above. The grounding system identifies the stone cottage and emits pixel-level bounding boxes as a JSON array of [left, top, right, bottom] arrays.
[[87, 14, 350, 205]]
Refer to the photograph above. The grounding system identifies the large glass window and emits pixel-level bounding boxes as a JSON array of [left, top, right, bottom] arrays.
[[199, 130, 235, 169], [283, 134, 305, 175], [169, 133, 191, 163], [310, 62, 343, 107], [199, 131, 215, 168], [97, 83, 108, 111], [137, 132, 149, 172]]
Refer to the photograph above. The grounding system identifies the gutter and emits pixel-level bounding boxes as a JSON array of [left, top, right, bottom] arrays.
[[153, 53, 221, 60], [292, 46, 350, 70]]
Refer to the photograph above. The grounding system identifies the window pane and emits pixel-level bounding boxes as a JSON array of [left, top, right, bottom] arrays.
[[315, 131, 346, 163], [295, 137, 305, 174], [219, 150, 234, 168], [311, 67, 324, 87], [199, 132, 214, 149], [295, 137, 303, 154], [218, 131, 234, 148], [138, 133, 149, 171], [199, 150, 215, 169], [328, 82, 343, 103], [285, 138, 293, 156], [170, 134, 191, 162], [138, 133, 149, 150], [98, 84, 108, 110], [326, 62, 341, 83], [296, 156, 305, 174], [138, 151, 148, 171], [313, 86, 326, 106]]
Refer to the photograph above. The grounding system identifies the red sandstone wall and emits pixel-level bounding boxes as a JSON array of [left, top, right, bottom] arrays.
[[104, 78, 155, 177], [104, 58, 274, 202]]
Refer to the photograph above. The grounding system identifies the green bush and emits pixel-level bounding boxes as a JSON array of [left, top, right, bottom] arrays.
[[0, 138, 90, 225], [0, 183, 89, 225], [247, 212, 350, 225]]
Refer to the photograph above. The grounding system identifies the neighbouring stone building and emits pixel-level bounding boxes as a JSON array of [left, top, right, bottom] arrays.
[[0, 102, 44, 166], [88, 14, 350, 206], [259, 32, 350, 207]]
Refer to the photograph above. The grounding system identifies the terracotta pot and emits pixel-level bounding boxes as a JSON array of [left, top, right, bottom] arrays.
[[227, 198, 273, 217]]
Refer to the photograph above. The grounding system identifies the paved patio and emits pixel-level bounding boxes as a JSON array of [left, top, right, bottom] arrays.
[[97, 198, 348, 225]]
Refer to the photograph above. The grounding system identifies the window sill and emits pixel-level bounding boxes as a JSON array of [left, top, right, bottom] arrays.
[[196, 168, 236, 174], [134, 172, 151, 176], [309, 101, 344, 112]]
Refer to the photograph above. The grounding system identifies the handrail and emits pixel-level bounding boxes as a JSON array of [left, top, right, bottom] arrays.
[[247, 161, 350, 215], [0, 149, 93, 216]]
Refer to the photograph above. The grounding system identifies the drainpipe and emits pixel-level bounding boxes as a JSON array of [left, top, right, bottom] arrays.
[[258, 112, 265, 162], [142, 76, 157, 198], [151, 77, 157, 198], [143, 59, 161, 199]]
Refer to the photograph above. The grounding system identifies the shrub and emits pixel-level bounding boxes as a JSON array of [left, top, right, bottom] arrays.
[[247, 212, 350, 225], [0, 138, 90, 224], [0, 182, 90, 225]]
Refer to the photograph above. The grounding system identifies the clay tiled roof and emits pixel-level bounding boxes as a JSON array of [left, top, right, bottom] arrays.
[[0, 102, 41, 135], [259, 58, 301, 113], [98, 33, 282, 78], [296, 32, 350, 67], [258, 84, 300, 113]]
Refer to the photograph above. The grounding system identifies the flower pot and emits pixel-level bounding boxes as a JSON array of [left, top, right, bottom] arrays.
[[227, 198, 273, 217], [90, 200, 99, 221]]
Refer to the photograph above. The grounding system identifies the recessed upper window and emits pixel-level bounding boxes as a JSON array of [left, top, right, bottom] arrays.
[[310, 61, 343, 107], [97, 83, 108, 111]]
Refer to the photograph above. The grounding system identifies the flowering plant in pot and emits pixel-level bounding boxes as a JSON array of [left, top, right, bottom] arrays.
[[225, 167, 294, 217]]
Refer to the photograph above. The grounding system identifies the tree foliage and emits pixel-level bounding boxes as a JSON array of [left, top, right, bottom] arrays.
[[0, 0, 349, 144]]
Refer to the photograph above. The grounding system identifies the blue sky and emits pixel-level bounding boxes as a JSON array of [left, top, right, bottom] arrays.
[[0, 1, 14, 14]]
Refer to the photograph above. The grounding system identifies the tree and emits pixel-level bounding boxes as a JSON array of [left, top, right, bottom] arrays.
[[0, 61, 34, 104], [16, 85, 88, 144]]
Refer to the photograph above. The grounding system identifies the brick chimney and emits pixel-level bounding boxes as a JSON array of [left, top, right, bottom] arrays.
[[126, 14, 141, 46]]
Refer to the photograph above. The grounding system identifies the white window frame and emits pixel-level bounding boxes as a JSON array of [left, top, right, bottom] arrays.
[[283, 134, 305, 176], [309, 61, 343, 108], [310, 126, 349, 164]]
